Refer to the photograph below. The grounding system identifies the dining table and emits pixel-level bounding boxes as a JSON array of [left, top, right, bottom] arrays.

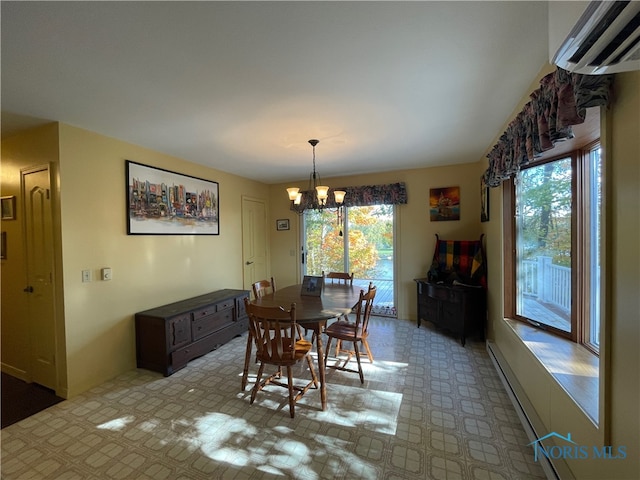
[[241, 282, 364, 411]]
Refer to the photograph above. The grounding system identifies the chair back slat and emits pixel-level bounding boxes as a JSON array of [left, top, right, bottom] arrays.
[[354, 283, 377, 334]]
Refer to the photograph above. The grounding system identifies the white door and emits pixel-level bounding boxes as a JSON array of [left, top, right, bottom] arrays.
[[242, 197, 268, 294], [22, 165, 58, 390]]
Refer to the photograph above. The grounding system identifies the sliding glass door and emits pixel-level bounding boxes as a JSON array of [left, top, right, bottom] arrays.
[[303, 205, 396, 317]]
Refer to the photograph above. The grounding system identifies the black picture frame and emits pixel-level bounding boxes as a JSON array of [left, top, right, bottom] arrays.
[[480, 175, 490, 223], [276, 219, 290, 231], [126, 160, 219, 235], [301, 275, 323, 296]]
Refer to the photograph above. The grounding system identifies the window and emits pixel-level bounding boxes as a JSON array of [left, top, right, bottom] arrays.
[[505, 142, 603, 353], [584, 144, 603, 351]]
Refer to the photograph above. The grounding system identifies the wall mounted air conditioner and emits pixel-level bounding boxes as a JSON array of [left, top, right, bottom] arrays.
[[550, 0, 640, 75]]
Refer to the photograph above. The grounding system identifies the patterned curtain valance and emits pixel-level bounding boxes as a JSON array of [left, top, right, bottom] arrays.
[[291, 182, 407, 213], [483, 67, 613, 187]]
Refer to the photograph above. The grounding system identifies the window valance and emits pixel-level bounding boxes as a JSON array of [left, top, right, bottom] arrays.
[[483, 67, 613, 187], [291, 182, 407, 213]]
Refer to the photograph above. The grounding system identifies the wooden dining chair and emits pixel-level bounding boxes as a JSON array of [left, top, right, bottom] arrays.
[[324, 283, 377, 383], [331, 280, 375, 352], [252, 277, 276, 299], [244, 298, 318, 418], [321, 271, 355, 326], [322, 271, 354, 286], [252, 277, 308, 342]]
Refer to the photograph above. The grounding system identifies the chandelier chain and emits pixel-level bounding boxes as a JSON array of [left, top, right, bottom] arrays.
[[311, 140, 319, 186]]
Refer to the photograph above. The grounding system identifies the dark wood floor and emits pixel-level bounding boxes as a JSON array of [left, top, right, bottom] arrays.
[[1, 372, 64, 429]]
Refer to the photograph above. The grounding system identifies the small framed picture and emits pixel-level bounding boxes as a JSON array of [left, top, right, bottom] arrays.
[[0, 232, 6, 259], [301, 275, 323, 296], [276, 219, 290, 231], [429, 186, 460, 221], [1, 196, 16, 220]]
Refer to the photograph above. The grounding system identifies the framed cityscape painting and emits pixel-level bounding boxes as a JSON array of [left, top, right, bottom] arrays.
[[126, 160, 219, 235]]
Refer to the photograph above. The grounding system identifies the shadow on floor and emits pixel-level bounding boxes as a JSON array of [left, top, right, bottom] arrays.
[[1, 372, 64, 429]]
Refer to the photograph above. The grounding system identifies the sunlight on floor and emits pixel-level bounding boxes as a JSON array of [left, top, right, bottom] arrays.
[[189, 410, 382, 479], [96, 415, 136, 431]]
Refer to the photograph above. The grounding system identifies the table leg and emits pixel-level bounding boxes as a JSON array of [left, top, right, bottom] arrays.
[[314, 322, 327, 410], [241, 330, 254, 391]]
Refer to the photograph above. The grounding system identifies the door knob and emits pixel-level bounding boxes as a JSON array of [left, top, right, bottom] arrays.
[[23, 286, 34, 293], [246, 261, 254, 265]]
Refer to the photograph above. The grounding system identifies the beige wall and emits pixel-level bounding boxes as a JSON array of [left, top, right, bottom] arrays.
[[1, 124, 269, 397], [605, 70, 640, 479], [483, 71, 640, 479], [267, 164, 485, 320]]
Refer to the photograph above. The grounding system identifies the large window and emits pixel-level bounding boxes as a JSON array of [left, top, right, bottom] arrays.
[[506, 142, 602, 353]]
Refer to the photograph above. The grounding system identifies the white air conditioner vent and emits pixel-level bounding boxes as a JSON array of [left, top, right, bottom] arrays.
[[552, 0, 640, 75]]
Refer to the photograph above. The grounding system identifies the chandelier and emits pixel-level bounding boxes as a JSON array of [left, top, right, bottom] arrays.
[[286, 139, 346, 211]]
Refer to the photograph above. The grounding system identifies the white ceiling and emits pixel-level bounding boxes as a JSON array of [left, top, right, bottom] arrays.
[[1, 1, 550, 184]]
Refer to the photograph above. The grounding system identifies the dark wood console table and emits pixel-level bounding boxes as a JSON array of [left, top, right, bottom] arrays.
[[414, 278, 486, 346], [135, 289, 249, 376]]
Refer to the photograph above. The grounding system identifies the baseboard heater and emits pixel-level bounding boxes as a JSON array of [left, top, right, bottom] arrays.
[[486, 340, 563, 480]]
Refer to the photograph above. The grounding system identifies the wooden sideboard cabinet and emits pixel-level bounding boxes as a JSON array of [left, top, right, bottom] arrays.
[[414, 278, 486, 346], [135, 289, 249, 376]]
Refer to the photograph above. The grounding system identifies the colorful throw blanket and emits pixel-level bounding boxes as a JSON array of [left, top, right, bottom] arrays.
[[430, 236, 486, 287]]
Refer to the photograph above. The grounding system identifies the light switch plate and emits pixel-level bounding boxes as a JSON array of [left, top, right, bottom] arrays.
[[101, 267, 112, 281], [82, 270, 91, 282]]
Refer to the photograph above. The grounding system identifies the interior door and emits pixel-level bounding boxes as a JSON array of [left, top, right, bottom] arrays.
[[22, 164, 57, 390], [241, 196, 268, 294]]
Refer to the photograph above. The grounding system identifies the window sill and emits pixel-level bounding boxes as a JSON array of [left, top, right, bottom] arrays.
[[503, 318, 599, 423]]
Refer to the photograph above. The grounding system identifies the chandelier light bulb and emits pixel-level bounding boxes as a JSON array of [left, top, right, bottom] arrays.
[[316, 185, 329, 202], [287, 187, 300, 201]]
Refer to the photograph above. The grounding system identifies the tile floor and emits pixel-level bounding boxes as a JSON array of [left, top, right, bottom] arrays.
[[0, 317, 546, 480]]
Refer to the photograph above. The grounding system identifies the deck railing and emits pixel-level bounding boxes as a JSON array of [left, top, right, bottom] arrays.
[[521, 256, 571, 312], [353, 278, 396, 317]]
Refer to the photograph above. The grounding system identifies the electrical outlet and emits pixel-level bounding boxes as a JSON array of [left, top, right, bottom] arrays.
[[82, 270, 91, 282]]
